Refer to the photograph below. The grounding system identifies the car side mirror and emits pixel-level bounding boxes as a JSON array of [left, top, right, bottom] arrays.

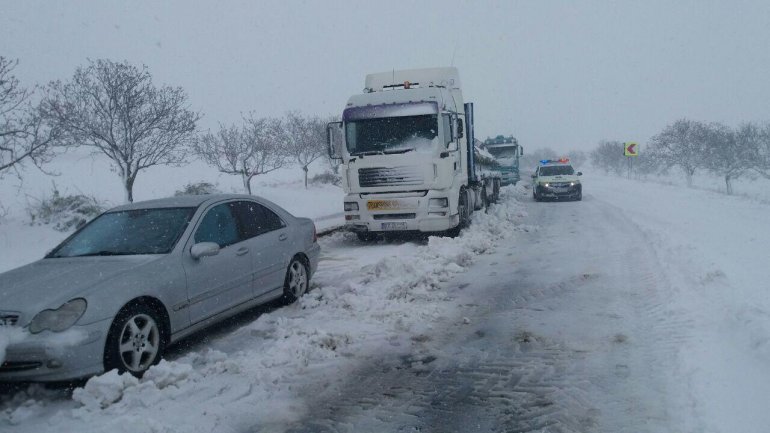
[[191, 242, 220, 259], [577, 172, 583, 176], [531, 174, 537, 178]]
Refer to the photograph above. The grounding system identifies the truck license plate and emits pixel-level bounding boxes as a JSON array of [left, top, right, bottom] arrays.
[[368, 200, 400, 211], [381, 222, 407, 230]]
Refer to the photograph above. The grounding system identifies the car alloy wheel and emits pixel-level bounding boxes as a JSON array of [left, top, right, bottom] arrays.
[[283, 258, 308, 303], [105, 304, 164, 376]]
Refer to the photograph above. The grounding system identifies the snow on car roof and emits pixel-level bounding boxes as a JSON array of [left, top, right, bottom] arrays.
[[109, 194, 258, 212]]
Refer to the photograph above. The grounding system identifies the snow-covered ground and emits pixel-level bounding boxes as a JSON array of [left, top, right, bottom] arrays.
[[2, 170, 770, 432], [0, 151, 345, 273]]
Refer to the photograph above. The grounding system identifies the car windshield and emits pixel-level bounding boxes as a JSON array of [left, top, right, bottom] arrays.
[[345, 114, 438, 155], [48, 207, 196, 258], [539, 165, 575, 176]]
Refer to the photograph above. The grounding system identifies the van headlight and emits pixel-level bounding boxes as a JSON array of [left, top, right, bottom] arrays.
[[344, 202, 359, 211], [28, 298, 87, 334]]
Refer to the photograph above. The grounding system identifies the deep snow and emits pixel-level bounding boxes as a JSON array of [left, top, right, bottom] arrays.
[[2, 169, 770, 432]]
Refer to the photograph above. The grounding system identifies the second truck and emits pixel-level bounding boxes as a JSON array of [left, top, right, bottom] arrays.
[[327, 67, 501, 240]]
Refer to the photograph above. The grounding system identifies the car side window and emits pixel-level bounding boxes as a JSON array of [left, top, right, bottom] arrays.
[[233, 201, 286, 240], [194, 203, 240, 248]]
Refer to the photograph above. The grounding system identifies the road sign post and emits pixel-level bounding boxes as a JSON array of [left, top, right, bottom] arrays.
[[624, 142, 638, 179]]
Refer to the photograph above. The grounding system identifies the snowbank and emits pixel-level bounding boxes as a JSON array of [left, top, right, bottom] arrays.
[[0, 185, 529, 432]]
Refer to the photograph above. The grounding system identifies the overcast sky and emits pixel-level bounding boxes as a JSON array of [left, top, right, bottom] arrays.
[[3, 0, 770, 153]]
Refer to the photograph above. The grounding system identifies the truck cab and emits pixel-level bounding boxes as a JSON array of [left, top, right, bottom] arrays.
[[328, 67, 498, 239]]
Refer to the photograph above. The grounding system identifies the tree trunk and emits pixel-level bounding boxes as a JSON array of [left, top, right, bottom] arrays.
[[303, 165, 309, 189], [685, 169, 694, 187], [242, 172, 252, 195], [124, 175, 136, 203], [725, 174, 733, 195]]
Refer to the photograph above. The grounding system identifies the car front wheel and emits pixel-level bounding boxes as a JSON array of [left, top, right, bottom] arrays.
[[104, 304, 165, 377], [283, 257, 309, 303]]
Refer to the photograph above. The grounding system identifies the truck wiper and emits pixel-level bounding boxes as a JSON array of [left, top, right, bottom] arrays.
[[352, 150, 385, 156], [383, 148, 415, 154]]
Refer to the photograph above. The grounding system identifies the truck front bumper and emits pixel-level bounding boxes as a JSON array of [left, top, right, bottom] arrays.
[[344, 191, 459, 233]]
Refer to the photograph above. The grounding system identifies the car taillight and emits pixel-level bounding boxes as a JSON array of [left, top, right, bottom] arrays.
[[312, 224, 317, 243]]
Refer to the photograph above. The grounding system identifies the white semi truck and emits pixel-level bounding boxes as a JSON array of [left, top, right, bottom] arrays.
[[327, 67, 501, 240]]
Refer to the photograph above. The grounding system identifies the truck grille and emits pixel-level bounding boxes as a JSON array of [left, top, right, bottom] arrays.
[[358, 167, 424, 188]]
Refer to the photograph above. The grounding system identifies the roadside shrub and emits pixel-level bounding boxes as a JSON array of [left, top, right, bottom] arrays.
[[309, 171, 341, 186], [28, 187, 105, 232], [174, 181, 220, 196]]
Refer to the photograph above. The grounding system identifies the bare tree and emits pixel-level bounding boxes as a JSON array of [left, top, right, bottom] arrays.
[[520, 147, 558, 172], [589, 141, 625, 175], [567, 149, 587, 169], [757, 123, 770, 180], [42, 59, 199, 202], [648, 119, 708, 187], [703, 122, 757, 195], [283, 111, 326, 188], [194, 115, 285, 194], [0, 57, 59, 177]]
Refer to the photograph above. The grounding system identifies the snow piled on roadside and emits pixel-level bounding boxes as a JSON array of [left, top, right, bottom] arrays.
[[0, 185, 529, 432]]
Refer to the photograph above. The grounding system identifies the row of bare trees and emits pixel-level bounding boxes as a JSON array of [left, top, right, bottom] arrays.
[[195, 111, 330, 194], [1, 56, 332, 202], [590, 119, 770, 194]]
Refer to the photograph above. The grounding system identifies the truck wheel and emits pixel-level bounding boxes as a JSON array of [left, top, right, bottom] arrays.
[[356, 232, 377, 242], [481, 186, 489, 211], [447, 188, 470, 237]]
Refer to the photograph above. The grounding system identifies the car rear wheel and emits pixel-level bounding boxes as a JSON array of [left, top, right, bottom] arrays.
[[282, 258, 309, 303], [104, 304, 165, 377]]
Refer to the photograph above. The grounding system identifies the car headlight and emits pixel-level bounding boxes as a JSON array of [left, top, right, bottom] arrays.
[[344, 202, 359, 211], [28, 298, 87, 334]]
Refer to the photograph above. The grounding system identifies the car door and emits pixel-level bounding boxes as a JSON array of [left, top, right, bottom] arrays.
[[231, 200, 291, 298], [183, 202, 253, 324]]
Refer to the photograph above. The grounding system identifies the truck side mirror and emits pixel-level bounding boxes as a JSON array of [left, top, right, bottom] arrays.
[[456, 119, 464, 139], [327, 121, 343, 160]]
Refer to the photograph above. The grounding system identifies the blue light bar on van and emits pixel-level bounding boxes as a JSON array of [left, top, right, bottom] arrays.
[[540, 158, 569, 165]]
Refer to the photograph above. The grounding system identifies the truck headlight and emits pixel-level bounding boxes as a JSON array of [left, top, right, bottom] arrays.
[[429, 198, 449, 208], [344, 202, 359, 211], [29, 298, 87, 334]]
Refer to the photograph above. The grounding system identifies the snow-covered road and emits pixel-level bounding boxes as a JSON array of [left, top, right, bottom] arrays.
[[3, 176, 770, 432]]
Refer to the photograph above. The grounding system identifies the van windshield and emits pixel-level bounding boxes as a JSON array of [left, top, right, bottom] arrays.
[[539, 165, 575, 176]]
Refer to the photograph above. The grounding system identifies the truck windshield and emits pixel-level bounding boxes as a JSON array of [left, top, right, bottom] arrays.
[[345, 114, 438, 155]]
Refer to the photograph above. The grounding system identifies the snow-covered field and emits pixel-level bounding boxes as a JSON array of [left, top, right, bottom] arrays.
[[0, 151, 344, 273], [2, 167, 770, 432]]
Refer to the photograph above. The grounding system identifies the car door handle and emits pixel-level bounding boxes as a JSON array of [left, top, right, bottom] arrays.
[[235, 247, 249, 256], [279, 233, 288, 241]]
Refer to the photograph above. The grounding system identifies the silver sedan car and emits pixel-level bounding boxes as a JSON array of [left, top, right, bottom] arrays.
[[0, 194, 320, 381]]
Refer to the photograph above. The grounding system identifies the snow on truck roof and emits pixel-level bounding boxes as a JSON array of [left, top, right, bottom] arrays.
[[364, 67, 461, 92]]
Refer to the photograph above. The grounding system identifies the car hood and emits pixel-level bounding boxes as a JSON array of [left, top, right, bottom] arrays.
[[0, 255, 164, 316], [538, 174, 580, 183]]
